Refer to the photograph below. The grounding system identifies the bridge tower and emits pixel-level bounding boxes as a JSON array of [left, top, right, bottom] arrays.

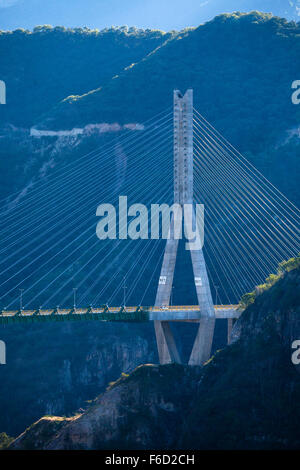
[[153, 89, 216, 366]]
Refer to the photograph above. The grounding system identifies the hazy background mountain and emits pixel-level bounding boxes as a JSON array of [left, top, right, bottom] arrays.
[[199, 1, 300, 23], [0, 27, 172, 127], [37, 12, 300, 152], [0, 0, 299, 31], [1, 13, 299, 207]]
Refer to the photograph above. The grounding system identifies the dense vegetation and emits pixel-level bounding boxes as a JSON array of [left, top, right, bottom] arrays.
[[1, 12, 299, 205], [1, 12, 299, 156], [38, 12, 300, 153], [240, 255, 300, 308], [184, 264, 300, 449], [192, 0, 300, 23], [0, 432, 13, 449], [0, 26, 173, 127]]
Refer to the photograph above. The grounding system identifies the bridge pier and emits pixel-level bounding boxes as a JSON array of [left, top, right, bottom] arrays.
[[154, 320, 181, 364], [227, 318, 233, 345], [188, 317, 216, 366]]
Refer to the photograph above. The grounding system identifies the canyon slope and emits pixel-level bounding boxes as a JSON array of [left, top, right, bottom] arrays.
[[10, 263, 300, 450]]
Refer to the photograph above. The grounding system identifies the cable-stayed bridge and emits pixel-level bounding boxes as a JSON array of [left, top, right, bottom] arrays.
[[0, 89, 299, 365]]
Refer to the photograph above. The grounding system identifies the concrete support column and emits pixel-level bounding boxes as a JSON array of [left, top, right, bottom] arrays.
[[154, 235, 179, 308], [154, 89, 215, 366], [154, 321, 181, 364], [227, 318, 233, 345], [154, 229, 181, 365], [188, 317, 216, 365]]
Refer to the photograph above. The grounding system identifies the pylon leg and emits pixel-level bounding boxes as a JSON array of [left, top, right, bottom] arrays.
[[188, 243, 215, 366], [227, 318, 233, 345], [154, 236, 179, 308], [154, 227, 179, 364], [190, 246, 215, 316], [188, 317, 215, 366], [154, 320, 181, 364]]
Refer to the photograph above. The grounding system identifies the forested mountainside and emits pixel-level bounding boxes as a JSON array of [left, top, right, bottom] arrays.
[[0, 26, 173, 128], [197, 1, 300, 22], [0, 12, 299, 205], [38, 12, 300, 154], [8, 261, 300, 450], [0, 12, 300, 204]]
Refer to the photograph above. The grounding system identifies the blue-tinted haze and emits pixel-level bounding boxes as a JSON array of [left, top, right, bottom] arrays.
[[0, 0, 299, 31]]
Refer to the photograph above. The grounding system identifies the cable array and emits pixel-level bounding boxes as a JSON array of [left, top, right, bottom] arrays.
[[193, 107, 300, 302], [0, 109, 173, 308], [1, 103, 299, 309]]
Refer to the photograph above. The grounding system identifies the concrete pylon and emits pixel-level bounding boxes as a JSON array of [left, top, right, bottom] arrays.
[[154, 89, 215, 366]]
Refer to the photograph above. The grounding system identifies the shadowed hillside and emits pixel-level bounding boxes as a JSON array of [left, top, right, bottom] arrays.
[[0, 26, 173, 127], [9, 261, 300, 450], [1, 12, 299, 205], [38, 12, 300, 155]]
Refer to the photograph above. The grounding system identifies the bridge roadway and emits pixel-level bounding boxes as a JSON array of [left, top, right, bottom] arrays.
[[0, 305, 241, 325]]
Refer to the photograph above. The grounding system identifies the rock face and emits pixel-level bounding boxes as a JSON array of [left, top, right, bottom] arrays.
[[9, 266, 300, 450], [0, 321, 157, 437], [10, 364, 201, 450]]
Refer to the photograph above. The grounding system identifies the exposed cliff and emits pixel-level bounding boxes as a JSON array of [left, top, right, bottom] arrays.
[[10, 265, 300, 450], [0, 321, 157, 437], [0, 318, 227, 438], [10, 364, 201, 450]]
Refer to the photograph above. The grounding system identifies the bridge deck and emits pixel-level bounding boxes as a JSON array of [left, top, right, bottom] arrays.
[[0, 305, 241, 325]]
